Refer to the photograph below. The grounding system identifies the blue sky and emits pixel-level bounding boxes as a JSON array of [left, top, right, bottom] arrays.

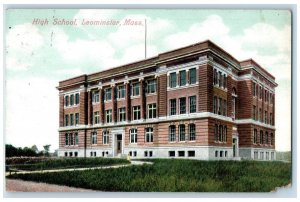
[[5, 9, 291, 152]]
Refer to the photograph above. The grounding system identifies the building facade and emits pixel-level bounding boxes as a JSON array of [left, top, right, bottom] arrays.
[[57, 40, 277, 160]]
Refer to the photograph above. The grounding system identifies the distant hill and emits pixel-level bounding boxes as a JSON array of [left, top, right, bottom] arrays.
[[276, 151, 291, 162]]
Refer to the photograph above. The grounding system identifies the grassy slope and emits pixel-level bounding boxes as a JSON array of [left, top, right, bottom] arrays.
[[7, 159, 291, 192]]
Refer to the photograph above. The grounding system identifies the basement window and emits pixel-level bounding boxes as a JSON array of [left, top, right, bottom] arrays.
[[188, 151, 195, 157], [178, 151, 185, 157], [149, 151, 153, 157], [169, 151, 175, 157]]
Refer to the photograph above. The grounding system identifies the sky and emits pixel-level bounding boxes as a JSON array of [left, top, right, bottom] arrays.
[[4, 9, 291, 152]]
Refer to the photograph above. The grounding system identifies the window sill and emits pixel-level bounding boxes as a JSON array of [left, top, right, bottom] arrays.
[[117, 98, 126, 101], [64, 104, 80, 109], [92, 102, 100, 105], [146, 93, 157, 96], [104, 100, 112, 103], [131, 95, 140, 99]]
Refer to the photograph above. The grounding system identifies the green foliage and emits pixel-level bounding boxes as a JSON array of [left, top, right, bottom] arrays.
[[7, 159, 291, 192], [5, 144, 42, 157], [6, 157, 129, 171]]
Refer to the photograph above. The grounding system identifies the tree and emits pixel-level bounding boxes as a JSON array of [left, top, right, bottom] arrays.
[[31, 145, 39, 154], [43, 144, 51, 156]]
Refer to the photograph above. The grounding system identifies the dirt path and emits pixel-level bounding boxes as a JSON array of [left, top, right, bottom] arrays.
[[6, 179, 96, 192]]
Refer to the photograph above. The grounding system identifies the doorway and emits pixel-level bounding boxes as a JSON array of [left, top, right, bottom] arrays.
[[233, 138, 237, 157], [116, 134, 122, 154]]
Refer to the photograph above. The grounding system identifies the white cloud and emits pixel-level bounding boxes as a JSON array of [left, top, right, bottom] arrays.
[[5, 78, 58, 152], [74, 9, 118, 21], [6, 23, 44, 71], [52, 28, 116, 68]]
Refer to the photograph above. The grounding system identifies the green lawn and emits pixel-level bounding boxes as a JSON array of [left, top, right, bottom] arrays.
[[7, 159, 291, 192], [6, 157, 130, 171]]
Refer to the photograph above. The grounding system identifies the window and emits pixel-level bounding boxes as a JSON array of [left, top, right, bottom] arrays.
[[223, 126, 227, 142], [253, 82, 257, 97], [91, 131, 97, 144], [260, 130, 263, 144], [103, 130, 109, 145], [215, 151, 218, 157], [104, 88, 112, 101], [117, 85, 125, 99], [70, 94, 74, 105], [253, 106, 257, 120], [223, 74, 227, 88], [65, 133, 69, 145], [179, 70, 186, 86], [259, 86, 263, 99], [170, 72, 177, 88], [75, 152, 78, 157], [218, 125, 223, 142], [218, 72, 222, 88], [254, 151, 258, 160], [189, 96, 196, 113], [75, 93, 80, 105], [253, 129, 258, 144], [169, 151, 175, 157], [178, 151, 185, 157], [130, 128, 137, 144], [144, 151, 148, 157], [179, 97, 186, 114], [65, 152, 68, 157], [259, 108, 262, 122], [105, 109, 112, 123], [188, 151, 195, 157], [213, 96, 217, 114], [218, 98, 222, 115], [65, 95, 69, 106], [145, 127, 153, 142], [118, 108, 126, 122], [264, 111, 268, 124], [147, 103, 157, 119], [75, 113, 79, 125], [266, 152, 269, 160], [133, 151, 137, 157], [69, 133, 74, 145], [214, 124, 218, 142], [133, 106, 141, 120], [265, 132, 269, 145], [65, 114, 69, 126], [92, 91, 100, 103], [70, 114, 74, 126], [270, 133, 274, 146], [149, 151, 153, 157], [213, 69, 218, 85], [260, 152, 264, 160], [179, 124, 185, 141], [169, 125, 176, 142], [75, 133, 79, 145], [147, 79, 157, 94], [189, 68, 196, 84], [270, 113, 273, 125], [271, 152, 274, 160], [132, 83, 140, 96], [93, 111, 100, 124], [264, 90, 267, 101], [223, 99, 227, 116], [188, 124, 196, 141], [170, 99, 176, 115], [220, 151, 223, 157]]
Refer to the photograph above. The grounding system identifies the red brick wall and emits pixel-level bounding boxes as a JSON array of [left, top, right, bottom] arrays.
[[158, 74, 167, 117], [198, 64, 213, 112], [237, 80, 252, 119]]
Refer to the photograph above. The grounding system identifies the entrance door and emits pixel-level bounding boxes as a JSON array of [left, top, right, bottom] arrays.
[[117, 134, 122, 154], [232, 138, 237, 157]]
